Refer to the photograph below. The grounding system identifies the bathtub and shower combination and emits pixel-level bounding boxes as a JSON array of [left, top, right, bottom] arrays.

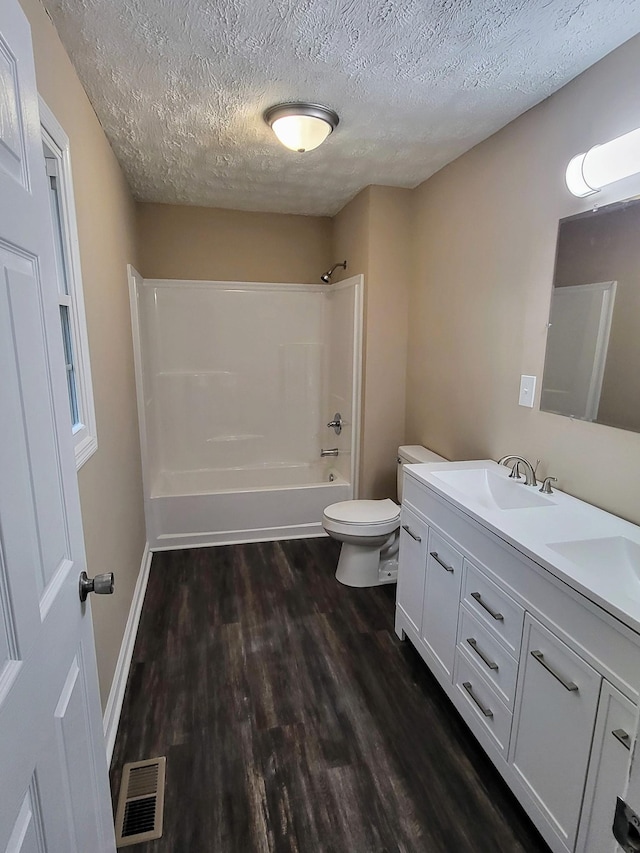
[[129, 270, 363, 549]]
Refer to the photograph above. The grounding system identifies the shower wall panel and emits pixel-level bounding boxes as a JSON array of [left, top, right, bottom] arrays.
[[140, 282, 325, 487]]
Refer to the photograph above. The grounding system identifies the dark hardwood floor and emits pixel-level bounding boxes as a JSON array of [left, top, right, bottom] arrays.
[[110, 538, 550, 852]]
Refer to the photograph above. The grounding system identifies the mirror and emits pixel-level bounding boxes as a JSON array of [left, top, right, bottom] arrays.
[[540, 197, 640, 433]]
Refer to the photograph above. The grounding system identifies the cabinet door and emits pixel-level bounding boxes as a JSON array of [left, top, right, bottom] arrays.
[[396, 506, 429, 635], [421, 530, 463, 680], [510, 615, 602, 853], [577, 682, 636, 853]]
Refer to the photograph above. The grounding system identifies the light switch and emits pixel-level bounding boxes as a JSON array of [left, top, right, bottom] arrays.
[[519, 375, 536, 408]]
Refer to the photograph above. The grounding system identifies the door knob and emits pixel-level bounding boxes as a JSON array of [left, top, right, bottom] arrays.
[[79, 571, 115, 602]]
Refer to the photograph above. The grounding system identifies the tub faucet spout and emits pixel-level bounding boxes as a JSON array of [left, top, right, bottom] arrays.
[[321, 448, 339, 458]]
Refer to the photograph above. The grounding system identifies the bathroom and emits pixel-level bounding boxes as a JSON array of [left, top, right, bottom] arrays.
[[4, 0, 640, 850]]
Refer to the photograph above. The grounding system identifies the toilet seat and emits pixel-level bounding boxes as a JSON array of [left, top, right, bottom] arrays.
[[323, 498, 400, 525], [323, 499, 400, 538]]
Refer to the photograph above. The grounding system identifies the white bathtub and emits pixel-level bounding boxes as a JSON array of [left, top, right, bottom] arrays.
[[148, 462, 351, 549]]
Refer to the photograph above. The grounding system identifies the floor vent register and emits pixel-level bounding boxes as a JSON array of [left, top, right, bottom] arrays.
[[115, 757, 166, 847]]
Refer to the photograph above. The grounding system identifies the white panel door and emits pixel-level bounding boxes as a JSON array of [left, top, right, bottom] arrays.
[[0, 3, 116, 852]]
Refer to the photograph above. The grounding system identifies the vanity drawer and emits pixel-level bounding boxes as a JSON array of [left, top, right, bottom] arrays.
[[453, 649, 513, 757], [462, 560, 524, 658], [457, 605, 519, 709]]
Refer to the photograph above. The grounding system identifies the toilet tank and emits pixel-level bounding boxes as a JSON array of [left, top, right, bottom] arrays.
[[396, 445, 447, 503]]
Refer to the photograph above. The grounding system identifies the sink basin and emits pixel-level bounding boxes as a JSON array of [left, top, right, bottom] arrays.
[[430, 467, 555, 511], [547, 536, 640, 587]]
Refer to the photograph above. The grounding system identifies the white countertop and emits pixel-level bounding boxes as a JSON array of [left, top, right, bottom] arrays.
[[404, 459, 640, 635]]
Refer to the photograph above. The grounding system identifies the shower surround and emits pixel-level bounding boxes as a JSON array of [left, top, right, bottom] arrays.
[[129, 270, 362, 548]]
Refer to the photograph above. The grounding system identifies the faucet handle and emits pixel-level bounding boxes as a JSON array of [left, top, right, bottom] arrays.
[[539, 476, 557, 494], [327, 413, 343, 435]]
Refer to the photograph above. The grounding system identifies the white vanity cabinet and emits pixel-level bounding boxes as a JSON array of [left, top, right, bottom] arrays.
[[395, 468, 640, 853]]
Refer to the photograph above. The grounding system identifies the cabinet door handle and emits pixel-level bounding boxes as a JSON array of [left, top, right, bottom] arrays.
[[470, 591, 503, 621], [531, 650, 578, 692], [430, 551, 454, 573], [466, 637, 499, 671], [402, 524, 421, 542], [612, 728, 632, 750], [462, 681, 494, 717]]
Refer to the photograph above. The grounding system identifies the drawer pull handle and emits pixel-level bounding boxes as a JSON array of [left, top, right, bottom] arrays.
[[470, 591, 503, 621], [612, 728, 632, 750], [430, 551, 454, 573], [402, 524, 421, 543], [462, 681, 493, 717], [466, 637, 499, 671], [531, 650, 578, 692]]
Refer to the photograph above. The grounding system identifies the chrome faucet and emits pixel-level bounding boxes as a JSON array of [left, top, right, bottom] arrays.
[[497, 455, 537, 486], [321, 448, 339, 457]]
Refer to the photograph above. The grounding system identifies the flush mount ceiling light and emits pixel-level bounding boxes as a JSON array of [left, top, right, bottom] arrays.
[[264, 103, 339, 153], [566, 126, 640, 197]]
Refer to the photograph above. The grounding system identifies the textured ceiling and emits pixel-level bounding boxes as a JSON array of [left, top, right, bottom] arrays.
[[44, 0, 640, 216]]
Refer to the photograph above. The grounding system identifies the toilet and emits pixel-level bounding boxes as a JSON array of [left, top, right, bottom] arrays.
[[322, 445, 447, 588]]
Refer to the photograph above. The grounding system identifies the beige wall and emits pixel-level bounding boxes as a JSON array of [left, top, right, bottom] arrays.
[[21, 0, 146, 707], [137, 202, 332, 283], [407, 34, 640, 525], [332, 186, 413, 499], [332, 189, 372, 288]]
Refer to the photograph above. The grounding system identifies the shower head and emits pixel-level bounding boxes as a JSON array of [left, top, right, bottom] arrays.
[[320, 260, 347, 283]]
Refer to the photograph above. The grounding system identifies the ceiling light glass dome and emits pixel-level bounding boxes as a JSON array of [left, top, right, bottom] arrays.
[[264, 103, 339, 153]]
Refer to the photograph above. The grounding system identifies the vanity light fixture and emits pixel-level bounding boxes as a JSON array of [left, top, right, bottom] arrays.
[[264, 103, 339, 153], [566, 126, 640, 197]]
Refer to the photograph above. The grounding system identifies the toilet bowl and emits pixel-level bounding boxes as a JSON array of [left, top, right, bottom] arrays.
[[322, 446, 447, 588]]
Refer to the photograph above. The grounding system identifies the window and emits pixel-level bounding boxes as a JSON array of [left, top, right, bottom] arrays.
[[40, 98, 97, 468]]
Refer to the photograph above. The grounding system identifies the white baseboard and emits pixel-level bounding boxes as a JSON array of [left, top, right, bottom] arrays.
[[103, 542, 152, 765]]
